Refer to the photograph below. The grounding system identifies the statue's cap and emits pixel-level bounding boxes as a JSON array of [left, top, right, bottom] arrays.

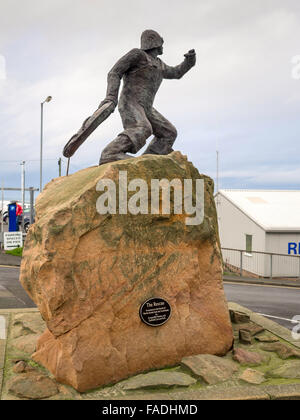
[[141, 30, 164, 51]]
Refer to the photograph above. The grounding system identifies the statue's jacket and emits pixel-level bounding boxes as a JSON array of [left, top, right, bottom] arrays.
[[103, 48, 194, 153], [106, 48, 193, 110]]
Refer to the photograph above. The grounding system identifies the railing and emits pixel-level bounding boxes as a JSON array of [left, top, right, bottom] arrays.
[[222, 247, 300, 279]]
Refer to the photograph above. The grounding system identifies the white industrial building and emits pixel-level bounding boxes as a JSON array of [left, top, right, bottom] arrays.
[[215, 190, 300, 278]]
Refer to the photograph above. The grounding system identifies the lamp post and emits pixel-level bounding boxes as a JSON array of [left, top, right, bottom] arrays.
[[21, 161, 25, 231], [40, 96, 52, 193]]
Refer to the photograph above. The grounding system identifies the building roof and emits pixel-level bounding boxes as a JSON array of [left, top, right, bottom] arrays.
[[217, 190, 300, 232]]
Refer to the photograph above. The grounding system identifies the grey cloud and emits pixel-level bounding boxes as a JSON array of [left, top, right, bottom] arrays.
[[0, 0, 300, 191]]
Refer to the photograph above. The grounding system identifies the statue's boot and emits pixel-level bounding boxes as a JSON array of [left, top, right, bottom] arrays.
[[99, 135, 134, 165], [143, 136, 174, 156]]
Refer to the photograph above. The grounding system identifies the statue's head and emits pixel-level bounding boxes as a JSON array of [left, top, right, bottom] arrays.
[[141, 30, 164, 54]]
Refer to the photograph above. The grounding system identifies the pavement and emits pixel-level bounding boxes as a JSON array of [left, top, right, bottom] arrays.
[[0, 266, 35, 309], [0, 251, 21, 267], [224, 282, 300, 330], [224, 274, 300, 288]]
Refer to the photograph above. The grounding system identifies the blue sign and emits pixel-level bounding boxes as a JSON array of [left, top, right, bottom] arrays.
[[288, 243, 300, 255], [8, 203, 17, 232]]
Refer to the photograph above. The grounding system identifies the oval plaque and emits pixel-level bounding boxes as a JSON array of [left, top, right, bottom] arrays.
[[139, 297, 171, 327]]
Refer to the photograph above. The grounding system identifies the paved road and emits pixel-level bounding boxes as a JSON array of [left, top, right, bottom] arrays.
[[0, 265, 35, 309], [1, 266, 300, 331], [224, 282, 300, 331]]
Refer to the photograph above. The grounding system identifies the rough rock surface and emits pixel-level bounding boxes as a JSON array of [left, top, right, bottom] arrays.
[[239, 369, 266, 385], [10, 334, 39, 355], [10, 313, 46, 355], [235, 322, 264, 337], [261, 343, 300, 360], [120, 370, 196, 390], [8, 372, 59, 399], [11, 313, 45, 339], [13, 361, 28, 374], [232, 348, 270, 366], [267, 361, 300, 379], [254, 334, 279, 343], [13, 361, 34, 374], [181, 354, 238, 385], [230, 310, 250, 324], [20, 152, 233, 392], [239, 329, 252, 345]]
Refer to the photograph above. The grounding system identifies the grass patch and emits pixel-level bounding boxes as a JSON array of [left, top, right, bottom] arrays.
[[5, 247, 23, 257], [223, 271, 239, 277]]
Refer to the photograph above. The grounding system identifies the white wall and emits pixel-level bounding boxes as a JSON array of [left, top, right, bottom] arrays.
[[266, 232, 300, 255], [216, 193, 300, 278], [217, 193, 267, 276], [217, 193, 266, 250], [266, 233, 300, 277]]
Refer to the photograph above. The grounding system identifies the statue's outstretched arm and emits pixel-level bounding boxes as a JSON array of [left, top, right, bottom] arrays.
[[101, 48, 143, 107], [162, 49, 196, 80]]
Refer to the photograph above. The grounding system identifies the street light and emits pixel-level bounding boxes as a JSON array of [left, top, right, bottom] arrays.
[[40, 96, 52, 192]]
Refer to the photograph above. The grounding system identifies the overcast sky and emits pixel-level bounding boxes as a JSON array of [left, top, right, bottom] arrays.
[[0, 0, 300, 201]]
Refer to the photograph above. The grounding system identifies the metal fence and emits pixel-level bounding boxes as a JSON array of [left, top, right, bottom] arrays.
[[222, 248, 300, 279]]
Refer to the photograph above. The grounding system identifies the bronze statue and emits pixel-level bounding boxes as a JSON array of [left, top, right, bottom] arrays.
[[63, 30, 196, 165]]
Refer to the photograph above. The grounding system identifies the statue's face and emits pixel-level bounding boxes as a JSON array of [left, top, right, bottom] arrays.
[[157, 45, 163, 55], [145, 45, 163, 57]]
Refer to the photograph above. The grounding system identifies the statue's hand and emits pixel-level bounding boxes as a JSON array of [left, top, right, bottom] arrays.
[[184, 49, 196, 66], [98, 98, 117, 111]]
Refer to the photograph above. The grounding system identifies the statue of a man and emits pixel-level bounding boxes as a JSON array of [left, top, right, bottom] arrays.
[[99, 29, 196, 165]]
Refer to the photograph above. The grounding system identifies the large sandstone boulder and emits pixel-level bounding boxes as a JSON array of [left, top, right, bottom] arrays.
[[20, 152, 233, 392]]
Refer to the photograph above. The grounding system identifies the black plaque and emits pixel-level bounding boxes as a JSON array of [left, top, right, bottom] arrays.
[[139, 297, 171, 327]]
